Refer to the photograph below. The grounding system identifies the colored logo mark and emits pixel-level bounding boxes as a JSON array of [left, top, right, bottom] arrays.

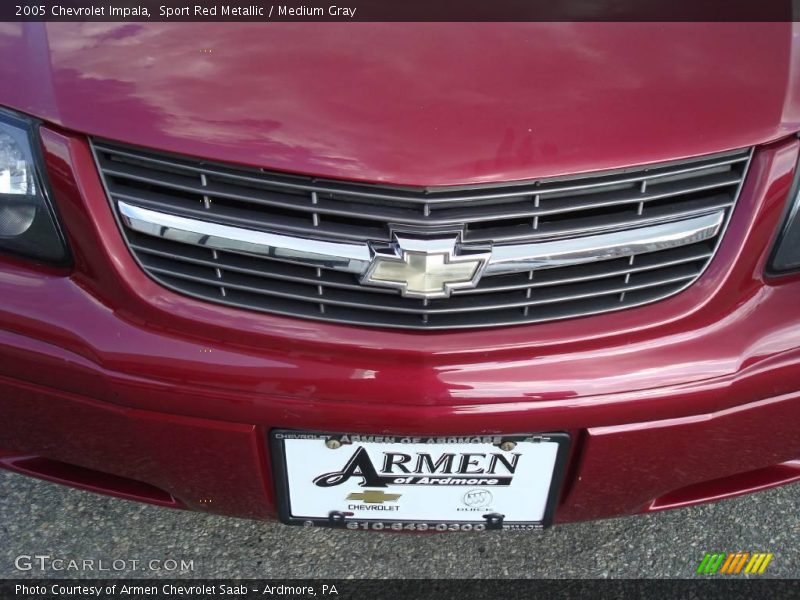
[[697, 552, 773, 575], [346, 490, 401, 504]]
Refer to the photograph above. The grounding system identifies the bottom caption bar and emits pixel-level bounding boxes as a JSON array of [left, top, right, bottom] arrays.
[[2, 580, 800, 600]]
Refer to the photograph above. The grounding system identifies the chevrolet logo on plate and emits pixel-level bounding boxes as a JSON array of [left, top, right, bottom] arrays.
[[347, 490, 402, 504], [361, 234, 490, 299]]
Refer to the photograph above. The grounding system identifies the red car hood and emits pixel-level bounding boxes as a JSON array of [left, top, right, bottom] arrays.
[[1, 22, 798, 186]]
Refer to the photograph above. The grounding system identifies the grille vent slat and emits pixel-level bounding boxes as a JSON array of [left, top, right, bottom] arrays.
[[94, 140, 750, 330], [98, 156, 741, 227], [144, 259, 699, 315]]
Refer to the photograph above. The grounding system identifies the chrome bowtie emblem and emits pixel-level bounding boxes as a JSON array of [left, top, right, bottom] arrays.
[[361, 234, 491, 299]]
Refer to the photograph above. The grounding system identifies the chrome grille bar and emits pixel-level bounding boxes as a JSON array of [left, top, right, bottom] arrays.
[[119, 202, 372, 273], [485, 211, 723, 275], [119, 201, 724, 279]]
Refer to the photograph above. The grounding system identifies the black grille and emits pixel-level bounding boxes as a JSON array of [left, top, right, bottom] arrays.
[[94, 141, 750, 329]]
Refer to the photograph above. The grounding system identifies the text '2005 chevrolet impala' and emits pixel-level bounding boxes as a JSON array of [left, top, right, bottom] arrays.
[[0, 22, 799, 531]]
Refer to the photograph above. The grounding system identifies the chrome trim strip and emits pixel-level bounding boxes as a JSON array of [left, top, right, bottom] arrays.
[[120, 201, 724, 280], [118, 202, 372, 273], [485, 211, 724, 275]]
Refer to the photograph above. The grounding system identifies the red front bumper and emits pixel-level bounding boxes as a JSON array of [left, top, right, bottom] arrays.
[[1, 128, 800, 524]]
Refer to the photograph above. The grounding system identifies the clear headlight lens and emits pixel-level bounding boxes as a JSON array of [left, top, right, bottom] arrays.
[[0, 108, 68, 262], [0, 130, 36, 196]]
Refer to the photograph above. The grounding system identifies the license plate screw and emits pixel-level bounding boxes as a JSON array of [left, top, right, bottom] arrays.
[[499, 440, 517, 452], [325, 438, 343, 449]]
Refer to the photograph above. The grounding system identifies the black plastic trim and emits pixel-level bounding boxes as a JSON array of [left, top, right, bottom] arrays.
[[766, 147, 800, 276], [0, 105, 72, 267]]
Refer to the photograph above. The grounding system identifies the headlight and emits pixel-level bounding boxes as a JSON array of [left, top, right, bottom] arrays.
[[769, 155, 800, 274], [0, 107, 68, 263]]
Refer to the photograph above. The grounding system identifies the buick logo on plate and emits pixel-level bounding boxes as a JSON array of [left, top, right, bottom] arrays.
[[462, 489, 493, 508]]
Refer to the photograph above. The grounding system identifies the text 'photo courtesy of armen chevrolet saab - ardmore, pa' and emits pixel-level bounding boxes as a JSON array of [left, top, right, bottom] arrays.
[[0, 2, 799, 597]]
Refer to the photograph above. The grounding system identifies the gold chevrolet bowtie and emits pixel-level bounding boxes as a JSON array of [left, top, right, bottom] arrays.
[[346, 490, 401, 503]]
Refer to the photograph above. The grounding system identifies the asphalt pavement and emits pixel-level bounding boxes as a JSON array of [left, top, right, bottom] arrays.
[[1, 470, 798, 579]]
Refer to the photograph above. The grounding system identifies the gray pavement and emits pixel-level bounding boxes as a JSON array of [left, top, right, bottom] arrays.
[[1, 470, 797, 579]]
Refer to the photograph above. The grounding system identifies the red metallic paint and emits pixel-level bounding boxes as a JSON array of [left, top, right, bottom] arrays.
[[0, 127, 797, 522], [0, 23, 798, 186], [0, 23, 799, 524]]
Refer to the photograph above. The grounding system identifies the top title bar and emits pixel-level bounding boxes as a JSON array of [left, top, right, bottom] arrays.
[[2, 1, 799, 22]]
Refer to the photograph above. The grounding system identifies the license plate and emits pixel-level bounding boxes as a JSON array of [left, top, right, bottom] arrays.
[[270, 431, 569, 531]]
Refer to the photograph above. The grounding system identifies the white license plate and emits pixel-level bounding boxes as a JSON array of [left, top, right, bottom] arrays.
[[271, 431, 569, 530]]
